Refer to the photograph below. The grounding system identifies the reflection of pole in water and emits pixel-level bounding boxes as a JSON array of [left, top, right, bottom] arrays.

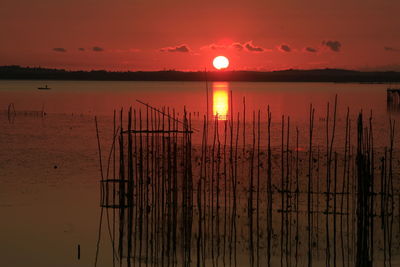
[[212, 82, 229, 120], [387, 88, 400, 112], [94, 103, 400, 267]]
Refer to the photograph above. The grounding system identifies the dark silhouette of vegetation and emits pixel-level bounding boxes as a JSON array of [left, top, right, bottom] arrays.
[[1, 65, 400, 82]]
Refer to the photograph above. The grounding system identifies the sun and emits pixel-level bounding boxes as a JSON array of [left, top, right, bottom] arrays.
[[213, 56, 229, 70]]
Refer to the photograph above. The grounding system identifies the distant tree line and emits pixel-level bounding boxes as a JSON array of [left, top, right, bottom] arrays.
[[1, 65, 400, 83]]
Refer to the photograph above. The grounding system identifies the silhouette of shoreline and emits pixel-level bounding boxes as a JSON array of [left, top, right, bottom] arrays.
[[1, 65, 400, 83]]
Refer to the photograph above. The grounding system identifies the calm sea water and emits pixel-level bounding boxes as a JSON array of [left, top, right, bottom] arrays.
[[0, 80, 393, 117], [0, 80, 399, 267]]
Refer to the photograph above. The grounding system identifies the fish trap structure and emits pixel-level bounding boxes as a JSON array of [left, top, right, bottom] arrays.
[[98, 108, 194, 266], [387, 88, 400, 112], [95, 97, 400, 267]]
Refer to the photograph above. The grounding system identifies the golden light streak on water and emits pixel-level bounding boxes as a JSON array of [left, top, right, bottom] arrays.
[[212, 82, 229, 120]]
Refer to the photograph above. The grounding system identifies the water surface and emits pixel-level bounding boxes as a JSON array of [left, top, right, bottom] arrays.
[[0, 80, 399, 266]]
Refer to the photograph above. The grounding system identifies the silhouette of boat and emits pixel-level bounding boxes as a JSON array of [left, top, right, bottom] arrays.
[[37, 85, 51, 90]]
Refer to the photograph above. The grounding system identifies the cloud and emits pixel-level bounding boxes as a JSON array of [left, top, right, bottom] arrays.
[[244, 41, 264, 52], [160, 44, 190, 53], [305, 47, 318, 53], [231, 42, 244, 51], [210, 44, 226, 50], [279, 44, 291, 52], [200, 41, 266, 52], [200, 43, 227, 51], [384, 46, 400, 52], [323, 40, 341, 52], [78, 48, 85, 51], [92, 46, 104, 52], [53, 47, 67, 52]]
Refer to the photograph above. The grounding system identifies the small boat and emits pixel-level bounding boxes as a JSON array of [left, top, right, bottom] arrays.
[[37, 85, 51, 90]]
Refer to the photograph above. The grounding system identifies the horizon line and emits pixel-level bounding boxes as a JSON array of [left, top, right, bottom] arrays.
[[1, 65, 400, 73]]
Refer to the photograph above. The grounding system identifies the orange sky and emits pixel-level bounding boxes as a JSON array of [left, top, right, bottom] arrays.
[[1, 0, 399, 71]]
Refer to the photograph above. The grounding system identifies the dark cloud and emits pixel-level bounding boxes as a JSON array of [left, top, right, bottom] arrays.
[[53, 47, 66, 52], [78, 48, 85, 51], [305, 47, 317, 53], [160, 44, 190, 53], [92, 46, 104, 52], [209, 44, 226, 50], [244, 41, 264, 52], [384, 46, 400, 52], [323, 40, 341, 52], [201, 41, 266, 52], [231, 42, 244, 51], [200, 44, 223, 51], [279, 44, 291, 52]]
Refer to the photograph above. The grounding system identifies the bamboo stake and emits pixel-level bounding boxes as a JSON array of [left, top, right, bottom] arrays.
[[266, 106, 272, 267], [308, 105, 315, 267]]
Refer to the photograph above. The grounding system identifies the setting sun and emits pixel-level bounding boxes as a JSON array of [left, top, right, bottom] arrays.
[[213, 56, 229, 70]]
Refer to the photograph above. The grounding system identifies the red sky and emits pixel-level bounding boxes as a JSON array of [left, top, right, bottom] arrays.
[[1, 0, 399, 71]]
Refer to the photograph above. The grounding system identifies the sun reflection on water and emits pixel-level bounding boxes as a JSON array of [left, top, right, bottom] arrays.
[[212, 82, 229, 120]]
